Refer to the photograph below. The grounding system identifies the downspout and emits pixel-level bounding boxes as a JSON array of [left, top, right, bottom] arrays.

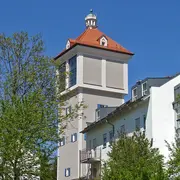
[[106, 119, 115, 137]]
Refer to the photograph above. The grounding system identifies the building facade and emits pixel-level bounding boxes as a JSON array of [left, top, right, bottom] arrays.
[[54, 10, 133, 179], [81, 74, 180, 179]]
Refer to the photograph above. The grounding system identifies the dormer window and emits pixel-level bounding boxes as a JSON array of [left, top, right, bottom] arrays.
[[142, 81, 147, 96], [66, 40, 70, 50], [132, 87, 137, 100], [100, 36, 108, 47]]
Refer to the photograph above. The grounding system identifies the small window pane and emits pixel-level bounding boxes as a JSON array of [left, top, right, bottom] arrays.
[[71, 133, 77, 142], [69, 56, 77, 87], [66, 106, 72, 115], [65, 168, 70, 177], [96, 110, 100, 120], [84, 133, 87, 141], [60, 137, 65, 146], [142, 82, 147, 91], [103, 133, 107, 147], [132, 88, 137, 99]]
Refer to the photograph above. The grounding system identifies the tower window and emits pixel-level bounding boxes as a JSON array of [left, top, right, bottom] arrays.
[[69, 56, 77, 87], [60, 136, 65, 146], [66, 106, 72, 115], [71, 133, 77, 143], [65, 168, 70, 177]]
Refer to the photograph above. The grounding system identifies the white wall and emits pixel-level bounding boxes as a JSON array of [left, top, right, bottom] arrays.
[[85, 75, 180, 165], [86, 101, 148, 162], [150, 75, 180, 161]]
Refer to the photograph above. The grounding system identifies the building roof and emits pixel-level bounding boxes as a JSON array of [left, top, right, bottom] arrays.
[[80, 96, 147, 134], [54, 28, 134, 60], [131, 73, 180, 90]]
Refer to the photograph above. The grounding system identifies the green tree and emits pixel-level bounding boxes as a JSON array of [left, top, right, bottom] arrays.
[[166, 96, 180, 179], [167, 132, 180, 179], [0, 32, 84, 179], [102, 132, 166, 180]]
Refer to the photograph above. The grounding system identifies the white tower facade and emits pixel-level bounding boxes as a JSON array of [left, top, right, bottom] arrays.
[[54, 11, 134, 180]]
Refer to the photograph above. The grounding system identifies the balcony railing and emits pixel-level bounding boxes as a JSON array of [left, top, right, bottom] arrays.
[[80, 148, 101, 163]]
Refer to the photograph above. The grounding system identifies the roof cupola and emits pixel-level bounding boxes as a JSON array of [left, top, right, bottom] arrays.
[[85, 9, 97, 29]]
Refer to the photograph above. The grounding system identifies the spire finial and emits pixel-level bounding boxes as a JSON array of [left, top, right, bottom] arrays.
[[85, 9, 97, 29]]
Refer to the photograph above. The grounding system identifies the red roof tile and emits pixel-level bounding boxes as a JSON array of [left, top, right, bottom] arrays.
[[54, 28, 133, 60]]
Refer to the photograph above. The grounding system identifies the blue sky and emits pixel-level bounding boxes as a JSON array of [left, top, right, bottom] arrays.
[[0, 0, 180, 97]]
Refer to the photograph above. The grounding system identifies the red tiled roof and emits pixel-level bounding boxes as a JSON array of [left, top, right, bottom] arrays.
[[54, 28, 133, 60]]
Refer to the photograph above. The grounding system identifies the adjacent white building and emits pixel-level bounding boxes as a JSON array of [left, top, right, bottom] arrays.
[[54, 10, 134, 180], [81, 74, 180, 179]]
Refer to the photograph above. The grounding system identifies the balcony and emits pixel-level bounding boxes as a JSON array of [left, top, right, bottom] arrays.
[[173, 100, 180, 110], [80, 148, 101, 163]]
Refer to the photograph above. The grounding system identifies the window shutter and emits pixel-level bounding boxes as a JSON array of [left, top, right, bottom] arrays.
[[63, 137, 65, 145], [68, 168, 70, 176], [64, 169, 66, 177], [71, 134, 73, 142], [75, 133, 77, 141], [65, 108, 68, 115]]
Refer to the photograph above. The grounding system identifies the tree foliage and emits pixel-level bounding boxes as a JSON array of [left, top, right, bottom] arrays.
[[0, 32, 83, 179], [167, 131, 180, 179], [102, 132, 167, 180]]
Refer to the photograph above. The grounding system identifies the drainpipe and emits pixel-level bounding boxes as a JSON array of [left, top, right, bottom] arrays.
[[106, 119, 115, 137]]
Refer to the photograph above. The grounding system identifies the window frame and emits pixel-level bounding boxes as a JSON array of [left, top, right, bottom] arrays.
[[132, 87, 137, 100], [65, 168, 70, 177], [60, 136, 65, 146], [66, 106, 72, 116], [100, 36, 108, 47], [142, 81, 147, 96], [103, 133, 107, 148], [68, 55, 77, 88], [96, 109, 100, 120], [71, 133, 77, 143]]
